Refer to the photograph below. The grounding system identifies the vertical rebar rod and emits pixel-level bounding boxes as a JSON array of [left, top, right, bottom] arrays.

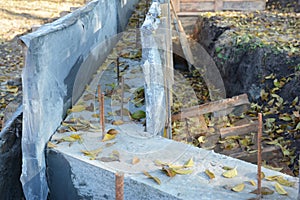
[[257, 113, 263, 200], [97, 85, 102, 129], [101, 93, 105, 138], [117, 57, 120, 85], [121, 76, 124, 121], [115, 172, 124, 200]]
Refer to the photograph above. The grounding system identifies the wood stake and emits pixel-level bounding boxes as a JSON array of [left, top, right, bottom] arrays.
[[117, 57, 120, 85], [121, 76, 124, 121], [101, 93, 105, 137], [115, 172, 124, 200], [257, 113, 263, 200], [185, 118, 191, 142], [97, 85, 102, 128]]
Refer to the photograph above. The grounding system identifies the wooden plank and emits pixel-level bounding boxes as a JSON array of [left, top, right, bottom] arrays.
[[171, 0, 195, 71], [224, 0, 264, 2], [161, 3, 174, 139], [181, 0, 215, 2], [173, 0, 181, 12], [179, 0, 265, 12], [180, 2, 215, 12], [223, 1, 265, 11], [180, 0, 264, 2], [172, 94, 249, 121], [229, 146, 281, 164], [220, 121, 259, 138], [178, 12, 205, 16], [214, 0, 223, 11]]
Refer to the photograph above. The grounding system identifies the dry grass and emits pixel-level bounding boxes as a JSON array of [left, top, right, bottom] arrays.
[[0, 0, 86, 131], [0, 0, 86, 41]]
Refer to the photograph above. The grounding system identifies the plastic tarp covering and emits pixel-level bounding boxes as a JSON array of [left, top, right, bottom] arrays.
[[141, 2, 167, 136], [19, 1, 119, 199], [21, 38, 67, 200]]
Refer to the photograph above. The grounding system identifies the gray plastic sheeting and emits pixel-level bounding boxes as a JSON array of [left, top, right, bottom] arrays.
[[19, 0, 138, 199], [141, 2, 167, 136]]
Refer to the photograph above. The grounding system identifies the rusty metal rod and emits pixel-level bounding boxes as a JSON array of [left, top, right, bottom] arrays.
[[257, 113, 263, 200], [121, 76, 124, 121], [97, 85, 102, 128], [117, 57, 120, 85], [115, 172, 124, 200], [101, 93, 105, 138]]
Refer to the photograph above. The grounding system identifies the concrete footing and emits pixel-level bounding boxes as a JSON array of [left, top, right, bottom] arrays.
[[48, 130, 299, 200]]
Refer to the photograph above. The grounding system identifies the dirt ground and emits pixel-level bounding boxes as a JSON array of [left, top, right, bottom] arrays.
[[0, 0, 86, 130]]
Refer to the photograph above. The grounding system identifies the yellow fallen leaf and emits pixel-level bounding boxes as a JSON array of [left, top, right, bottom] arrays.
[[154, 160, 168, 166], [69, 126, 77, 132], [276, 177, 295, 187], [260, 172, 265, 179], [61, 136, 77, 142], [92, 113, 100, 118], [112, 120, 124, 125], [222, 166, 234, 170], [248, 180, 256, 186], [274, 183, 288, 195], [222, 167, 238, 178], [162, 167, 177, 177], [292, 96, 298, 106], [168, 164, 184, 170], [132, 157, 140, 165], [68, 105, 86, 113], [47, 141, 57, 148], [6, 86, 18, 93], [266, 175, 295, 187], [251, 187, 274, 195], [112, 150, 120, 158], [81, 147, 103, 160], [60, 134, 82, 143], [205, 169, 215, 179], [143, 171, 161, 185], [265, 175, 280, 181], [184, 158, 194, 168], [102, 133, 116, 142], [70, 134, 82, 140], [231, 183, 245, 192], [260, 89, 269, 101], [107, 129, 119, 135], [198, 136, 205, 143], [172, 168, 193, 175], [262, 161, 283, 172], [264, 73, 275, 79]]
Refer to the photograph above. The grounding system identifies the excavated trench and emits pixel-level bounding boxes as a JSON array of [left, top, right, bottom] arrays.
[[188, 15, 300, 176]]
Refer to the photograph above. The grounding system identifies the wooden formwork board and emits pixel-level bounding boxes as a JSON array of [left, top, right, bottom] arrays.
[[174, 0, 266, 13]]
